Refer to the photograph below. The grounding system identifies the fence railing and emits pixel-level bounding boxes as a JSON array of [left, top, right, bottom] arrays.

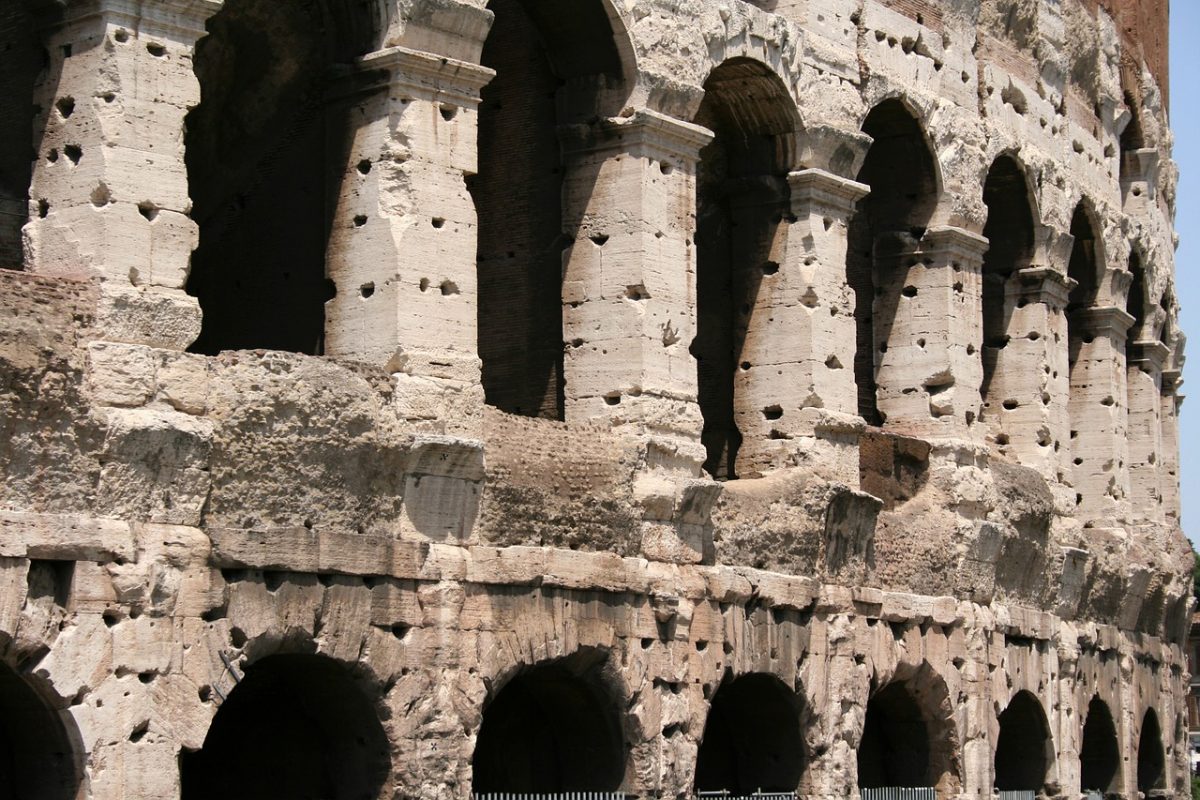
[[860, 788, 937, 800], [997, 791, 1036, 800], [697, 792, 796, 800], [472, 794, 627, 800]]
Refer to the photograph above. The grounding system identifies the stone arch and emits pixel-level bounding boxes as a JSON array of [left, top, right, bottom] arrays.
[[1136, 707, 1167, 797], [691, 56, 802, 479], [979, 152, 1037, 417], [1066, 199, 1107, 304], [993, 690, 1053, 793], [695, 672, 806, 794], [857, 671, 958, 794], [472, 0, 633, 420], [1126, 247, 1149, 340], [1080, 695, 1121, 794], [0, 660, 83, 800], [847, 97, 941, 425], [471, 646, 627, 793], [184, 0, 383, 355], [179, 652, 392, 800]]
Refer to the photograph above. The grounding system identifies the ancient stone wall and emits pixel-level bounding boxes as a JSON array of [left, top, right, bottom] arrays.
[[0, 1, 1190, 799]]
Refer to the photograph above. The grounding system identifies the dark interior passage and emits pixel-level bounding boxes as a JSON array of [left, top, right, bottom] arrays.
[[185, 0, 366, 355], [979, 155, 1035, 405], [847, 100, 939, 424], [692, 58, 795, 479], [858, 682, 931, 789], [1126, 251, 1147, 339], [994, 691, 1052, 792], [180, 653, 390, 800], [0, 662, 79, 800], [0, 3, 40, 270], [1136, 708, 1166, 796], [694, 673, 805, 794], [1067, 205, 1100, 322], [472, 651, 625, 793], [1080, 696, 1120, 793], [472, 0, 566, 419]]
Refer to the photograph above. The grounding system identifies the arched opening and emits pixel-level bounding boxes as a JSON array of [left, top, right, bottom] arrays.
[[0, 2, 40, 270], [695, 673, 805, 794], [858, 682, 933, 790], [979, 155, 1035, 409], [994, 690, 1052, 793], [1126, 251, 1147, 339], [1080, 696, 1120, 794], [185, 0, 377, 355], [0, 662, 80, 800], [1119, 90, 1145, 185], [179, 653, 390, 800], [1136, 708, 1166, 797], [1066, 202, 1101, 507], [848, 99, 939, 425], [691, 58, 798, 479], [472, 0, 626, 419], [472, 650, 625, 794]]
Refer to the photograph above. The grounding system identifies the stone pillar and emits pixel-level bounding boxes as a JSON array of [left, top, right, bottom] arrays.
[[984, 267, 1073, 479], [1067, 306, 1134, 522], [560, 110, 721, 564], [23, 0, 220, 350], [732, 168, 868, 476], [323, 46, 492, 422], [1159, 369, 1182, 524], [1126, 340, 1168, 523], [872, 226, 988, 439], [559, 109, 713, 436]]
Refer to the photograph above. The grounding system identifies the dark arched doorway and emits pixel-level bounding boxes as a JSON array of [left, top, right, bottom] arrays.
[[691, 58, 800, 479], [695, 673, 805, 794], [180, 654, 390, 800], [1080, 696, 1120, 795], [185, 0, 378, 355], [1136, 708, 1166, 797], [858, 682, 933, 790], [0, 662, 80, 800], [848, 100, 939, 425], [994, 690, 1053, 793], [471, 0, 627, 419], [472, 650, 625, 794]]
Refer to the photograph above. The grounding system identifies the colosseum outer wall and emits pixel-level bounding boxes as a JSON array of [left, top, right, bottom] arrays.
[[0, 0, 1191, 798]]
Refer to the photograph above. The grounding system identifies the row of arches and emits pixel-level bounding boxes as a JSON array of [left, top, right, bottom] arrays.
[[0, 648, 1170, 799]]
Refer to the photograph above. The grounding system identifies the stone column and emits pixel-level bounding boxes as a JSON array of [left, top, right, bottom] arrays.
[[323, 46, 493, 424], [984, 267, 1073, 479], [559, 109, 713, 436], [1159, 368, 1182, 525], [23, 0, 220, 350], [732, 168, 868, 476], [1126, 340, 1168, 523], [560, 110, 721, 564], [872, 226, 988, 439], [1067, 306, 1134, 522]]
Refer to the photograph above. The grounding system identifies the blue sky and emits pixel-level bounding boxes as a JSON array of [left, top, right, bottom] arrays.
[[1170, 6, 1198, 547]]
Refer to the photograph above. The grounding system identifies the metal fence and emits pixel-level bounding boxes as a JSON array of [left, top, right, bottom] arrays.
[[997, 791, 1036, 800], [697, 793, 797, 800], [860, 789, 937, 800], [472, 794, 628, 800]]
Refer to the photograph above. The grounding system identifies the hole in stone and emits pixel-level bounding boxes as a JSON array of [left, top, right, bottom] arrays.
[[901, 285, 918, 298], [825, 355, 842, 369], [146, 42, 166, 57], [90, 183, 111, 207], [47, 149, 58, 163], [360, 282, 375, 299], [762, 405, 783, 421], [356, 159, 372, 175], [353, 214, 368, 227], [590, 234, 609, 246], [114, 29, 129, 43], [439, 105, 458, 121], [440, 280, 459, 296], [137, 201, 159, 222], [419, 278, 430, 292], [762, 261, 779, 275], [129, 721, 149, 743], [660, 162, 673, 175], [37, 199, 49, 218], [1002, 399, 1018, 410], [604, 392, 621, 406], [740, 361, 752, 371], [56, 97, 75, 118], [390, 624, 408, 640], [64, 145, 82, 165], [431, 217, 445, 229]]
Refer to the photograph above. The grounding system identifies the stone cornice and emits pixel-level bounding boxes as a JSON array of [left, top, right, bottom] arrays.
[[59, 0, 220, 38], [1070, 305, 1136, 339], [1012, 267, 1076, 308], [560, 109, 714, 161], [787, 168, 870, 219], [1127, 340, 1171, 373], [329, 46, 495, 105]]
